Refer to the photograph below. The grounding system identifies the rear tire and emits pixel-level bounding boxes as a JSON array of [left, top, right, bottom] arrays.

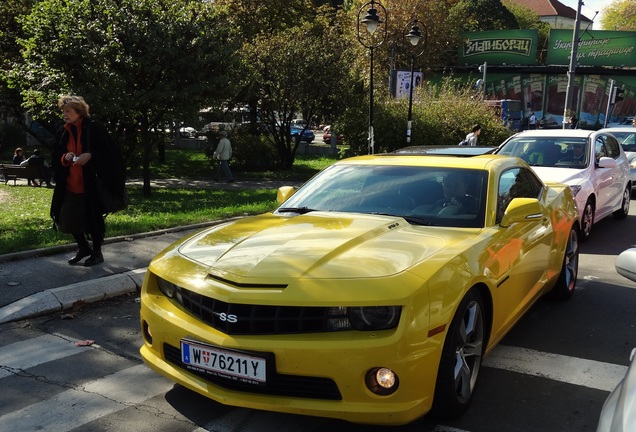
[[432, 289, 485, 419], [613, 185, 630, 219], [552, 227, 579, 301]]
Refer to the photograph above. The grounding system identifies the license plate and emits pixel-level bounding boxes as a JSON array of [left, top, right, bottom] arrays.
[[180, 339, 267, 385]]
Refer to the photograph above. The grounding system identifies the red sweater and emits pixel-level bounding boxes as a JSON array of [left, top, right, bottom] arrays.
[[61, 120, 84, 193]]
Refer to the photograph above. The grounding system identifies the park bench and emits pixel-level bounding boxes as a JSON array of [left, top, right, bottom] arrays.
[[0, 164, 48, 186]]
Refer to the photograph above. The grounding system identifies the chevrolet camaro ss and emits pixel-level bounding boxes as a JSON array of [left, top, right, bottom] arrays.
[[140, 153, 580, 425]]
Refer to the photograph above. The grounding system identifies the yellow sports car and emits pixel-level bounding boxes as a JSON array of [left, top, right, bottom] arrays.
[[140, 153, 580, 425]]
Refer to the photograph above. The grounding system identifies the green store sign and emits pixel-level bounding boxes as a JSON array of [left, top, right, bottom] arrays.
[[546, 30, 636, 67], [460, 30, 538, 65]]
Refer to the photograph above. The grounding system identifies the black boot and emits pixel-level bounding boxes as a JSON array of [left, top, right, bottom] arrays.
[[84, 233, 104, 266], [83, 250, 104, 266], [68, 233, 92, 265]]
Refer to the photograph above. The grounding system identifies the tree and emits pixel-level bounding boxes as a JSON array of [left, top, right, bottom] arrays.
[[8, 0, 237, 194], [450, 0, 519, 32], [241, 16, 357, 169], [503, 0, 550, 62], [601, 0, 636, 30], [0, 0, 39, 150]]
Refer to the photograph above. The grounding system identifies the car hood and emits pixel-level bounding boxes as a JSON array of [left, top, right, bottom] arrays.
[[177, 212, 477, 280], [531, 166, 585, 185]]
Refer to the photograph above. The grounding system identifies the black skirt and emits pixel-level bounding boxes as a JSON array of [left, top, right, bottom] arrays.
[[58, 191, 86, 234]]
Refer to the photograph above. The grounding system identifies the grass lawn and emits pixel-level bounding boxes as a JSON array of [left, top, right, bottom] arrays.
[[0, 150, 337, 255]]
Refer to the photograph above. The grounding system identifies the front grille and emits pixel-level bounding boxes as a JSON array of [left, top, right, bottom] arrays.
[[179, 288, 340, 335], [163, 343, 342, 400]]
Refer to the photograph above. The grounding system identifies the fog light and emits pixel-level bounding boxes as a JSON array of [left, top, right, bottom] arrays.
[[365, 367, 399, 395], [142, 321, 153, 345]]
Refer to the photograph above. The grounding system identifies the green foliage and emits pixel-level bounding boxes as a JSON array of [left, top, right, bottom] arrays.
[[205, 125, 279, 171], [339, 78, 513, 155], [601, 0, 636, 30], [451, 0, 519, 32]]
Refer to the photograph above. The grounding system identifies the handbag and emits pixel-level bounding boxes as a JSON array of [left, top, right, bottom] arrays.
[[96, 177, 130, 214]]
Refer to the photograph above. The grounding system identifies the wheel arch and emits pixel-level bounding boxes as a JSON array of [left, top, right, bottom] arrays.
[[471, 282, 493, 349]]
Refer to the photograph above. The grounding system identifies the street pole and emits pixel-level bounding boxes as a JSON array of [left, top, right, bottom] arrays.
[[562, 0, 583, 129], [357, 1, 387, 155], [404, 20, 426, 145], [406, 56, 415, 144], [604, 80, 615, 128]]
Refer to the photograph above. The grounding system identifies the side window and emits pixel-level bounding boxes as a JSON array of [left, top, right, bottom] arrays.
[[595, 138, 607, 161], [603, 135, 621, 159], [496, 168, 543, 223]]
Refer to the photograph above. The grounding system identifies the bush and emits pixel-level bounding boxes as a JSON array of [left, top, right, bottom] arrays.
[[338, 77, 514, 155]]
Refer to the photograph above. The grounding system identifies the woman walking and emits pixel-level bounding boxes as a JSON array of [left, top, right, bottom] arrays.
[[50, 95, 126, 266]]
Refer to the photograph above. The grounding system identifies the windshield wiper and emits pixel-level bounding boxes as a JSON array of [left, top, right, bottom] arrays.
[[277, 207, 317, 214], [371, 212, 436, 226]]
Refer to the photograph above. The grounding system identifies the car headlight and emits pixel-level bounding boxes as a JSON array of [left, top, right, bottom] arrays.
[[569, 185, 582, 197], [156, 277, 182, 302], [348, 306, 401, 331]]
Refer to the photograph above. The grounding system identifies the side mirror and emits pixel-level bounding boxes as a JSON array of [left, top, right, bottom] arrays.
[[616, 248, 636, 283], [597, 157, 617, 168], [500, 198, 543, 228], [277, 186, 297, 204]]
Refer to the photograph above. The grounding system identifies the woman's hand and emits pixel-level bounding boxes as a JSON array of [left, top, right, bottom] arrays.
[[73, 152, 92, 166]]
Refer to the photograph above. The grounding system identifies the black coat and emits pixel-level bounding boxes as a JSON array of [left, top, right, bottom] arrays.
[[50, 119, 125, 233]]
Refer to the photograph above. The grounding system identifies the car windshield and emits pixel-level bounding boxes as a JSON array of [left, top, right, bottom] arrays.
[[497, 137, 589, 168], [276, 164, 488, 228], [609, 132, 636, 151]]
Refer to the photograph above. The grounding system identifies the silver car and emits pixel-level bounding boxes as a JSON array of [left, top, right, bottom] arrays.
[[600, 127, 636, 191], [597, 249, 636, 432]]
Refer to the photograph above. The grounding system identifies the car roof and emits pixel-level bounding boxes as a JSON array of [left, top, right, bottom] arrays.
[[511, 129, 596, 138], [338, 153, 521, 172], [598, 127, 636, 133], [393, 146, 495, 156]]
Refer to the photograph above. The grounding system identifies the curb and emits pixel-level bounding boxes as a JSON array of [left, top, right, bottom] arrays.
[[0, 268, 147, 324]]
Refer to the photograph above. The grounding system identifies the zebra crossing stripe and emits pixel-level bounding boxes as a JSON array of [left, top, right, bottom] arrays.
[[484, 345, 628, 392], [0, 333, 88, 379], [0, 364, 172, 431]]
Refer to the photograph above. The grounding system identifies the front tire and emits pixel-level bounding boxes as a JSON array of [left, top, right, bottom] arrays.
[[579, 198, 594, 242], [552, 227, 579, 301], [613, 185, 630, 219], [432, 289, 485, 419]]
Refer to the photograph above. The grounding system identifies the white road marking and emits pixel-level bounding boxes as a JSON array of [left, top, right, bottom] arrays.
[[0, 364, 173, 431], [0, 333, 88, 379], [484, 345, 628, 392]]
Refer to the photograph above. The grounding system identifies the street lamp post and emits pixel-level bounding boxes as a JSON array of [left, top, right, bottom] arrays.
[[357, 1, 387, 154], [404, 20, 426, 145]]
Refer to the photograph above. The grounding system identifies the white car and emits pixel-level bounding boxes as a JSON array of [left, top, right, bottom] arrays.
[[600, 127, 636, 191], [495, 129, 631, 241], [596, 248, 636, 432]]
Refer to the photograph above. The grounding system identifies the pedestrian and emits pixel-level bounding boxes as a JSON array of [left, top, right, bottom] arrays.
[[213, 130, 234, 182], [569, 115, 578, 129], [50, 95, 126, 266], [539, 116, 546, 129], [25, 148, 52, 187], [528, 112, 536, 129], [464, 124, 482, 146], [12, 147, 25, 165]]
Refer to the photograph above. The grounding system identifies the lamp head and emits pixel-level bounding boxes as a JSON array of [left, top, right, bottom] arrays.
[[361, 7, 382, 35], [406, 25, 421, 46]]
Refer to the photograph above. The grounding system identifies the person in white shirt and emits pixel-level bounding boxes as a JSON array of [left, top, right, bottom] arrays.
[[528, 112, 536, 129], [465, 124, 482, 146], [213, 130, 234, 182]]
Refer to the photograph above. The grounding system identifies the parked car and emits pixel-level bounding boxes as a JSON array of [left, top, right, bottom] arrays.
[[600, 127, 636, 191], [140, 151, 580, 425], [322, 125, 343, 145], [494, 129, 631, 241], [290, 125, 315, 143], [179, 126, 197, 138], [596, 249, 636, 432]]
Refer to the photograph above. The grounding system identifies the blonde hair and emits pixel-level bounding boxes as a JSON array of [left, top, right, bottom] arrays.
[[58, 95, 90, 118]]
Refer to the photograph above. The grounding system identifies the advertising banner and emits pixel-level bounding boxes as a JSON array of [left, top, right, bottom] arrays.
[[522, 74, 545, 119], [579, 75, 607, 128], [546, 30, 636, 67], [459, 29, 538, 65], [544, 75, 582, 127], [395, 70, 423, 99]]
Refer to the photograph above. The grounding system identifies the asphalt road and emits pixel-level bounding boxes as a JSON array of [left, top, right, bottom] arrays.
[[0, 189, 635, 431]]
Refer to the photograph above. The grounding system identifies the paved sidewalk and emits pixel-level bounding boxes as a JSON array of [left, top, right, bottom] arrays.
[[0, 177, 304, 324]]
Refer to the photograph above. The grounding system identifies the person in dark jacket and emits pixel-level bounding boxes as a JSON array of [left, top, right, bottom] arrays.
[[50, 95, 126, 266]]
